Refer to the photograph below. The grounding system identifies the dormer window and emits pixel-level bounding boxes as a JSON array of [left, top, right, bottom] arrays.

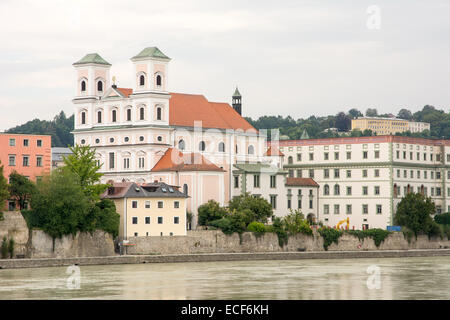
[[81, 80, 86, 92], [156, 75, 162, 86], [139, 75, 145, 86], [179, 139, 185, 150], [199, 141, 206, 152]]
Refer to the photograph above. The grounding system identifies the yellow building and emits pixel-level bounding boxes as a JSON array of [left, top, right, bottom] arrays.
[[102, 181, 188, 239], [351, 117, 408, 135], [351, 117, 430, 135]]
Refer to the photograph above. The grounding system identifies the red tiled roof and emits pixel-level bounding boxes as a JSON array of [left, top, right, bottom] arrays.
[[264, 146, 284, 156], [117, 87, 133, 98], [151, 147, 224, 172], [169, 92, 256, 131], [285, 178, 319, 187]]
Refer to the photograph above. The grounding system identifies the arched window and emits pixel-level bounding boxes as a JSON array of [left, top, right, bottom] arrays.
[[288, 156, 293, 164], [140, 75, 145, 86], [97, 81, 103, 92], [393, 184, 398, 197], [156, 107, 162, 120], [112, 110, 117, 122], [81, 112, 86, 125], [179, 139, 185, 150], [334, 184, 340, 196], [156, 75, 162, 86], [126, 108, 132, 121], [248, 145, 254, 155], [199, 141, 206, 151], [183, 184, 188, 196], [324, 184, 330, 196], [140, 107, 145, 120], [81, 80, 86, 92], [218, 142, 225, 152], [97, 111, 102, 123]]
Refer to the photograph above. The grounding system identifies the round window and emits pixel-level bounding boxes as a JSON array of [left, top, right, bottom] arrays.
[[157, 136, 162, 142], [95, 139, 100, 144], [124, 137, 129, 142], [110, 138, 114, 143], [81, 139, 86, 144], [139, 136, 144, 142]]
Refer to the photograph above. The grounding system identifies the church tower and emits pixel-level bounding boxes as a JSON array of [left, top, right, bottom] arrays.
[[72, 53, 111, 99], [232, 87, 242, 115], [130, 47, 171, 94]]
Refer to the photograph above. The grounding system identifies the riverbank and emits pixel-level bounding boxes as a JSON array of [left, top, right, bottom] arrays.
[[1, 248, 450, 269]]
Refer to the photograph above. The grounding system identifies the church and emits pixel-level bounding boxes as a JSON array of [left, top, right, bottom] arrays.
[[71, 47, 266, 227]]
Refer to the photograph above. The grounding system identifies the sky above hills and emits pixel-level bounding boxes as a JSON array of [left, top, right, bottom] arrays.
[[0, 0, 449, 131]]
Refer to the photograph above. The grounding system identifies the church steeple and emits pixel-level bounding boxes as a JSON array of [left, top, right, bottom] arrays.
[[232, 86, 242, 115]]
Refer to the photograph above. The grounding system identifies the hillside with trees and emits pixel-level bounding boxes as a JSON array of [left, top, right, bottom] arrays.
[[5, 111, 74, 147], [245, 105, 450, 140]]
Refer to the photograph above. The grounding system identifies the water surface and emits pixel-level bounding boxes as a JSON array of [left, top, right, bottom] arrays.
[[1, 256, 449, 299]]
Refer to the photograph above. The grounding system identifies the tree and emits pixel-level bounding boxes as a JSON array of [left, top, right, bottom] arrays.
[[0, 162, 9, 211], [397, 108, 413, 120], [365, 108, 378, 117], [348, 108, 363, 119], [334, 112, 351, 131], [30, 169, 91, 239], [8, 172, 36, 210], [63, 145, 108, 201], [197, 200, 228, 226], [394, 192, 436, 236], [6, 111, 74, 147], [81, 198, 120, 237], [228, 193, 273, 223]]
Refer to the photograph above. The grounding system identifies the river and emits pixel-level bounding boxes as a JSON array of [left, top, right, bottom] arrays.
[[1, 256, 450, 299]]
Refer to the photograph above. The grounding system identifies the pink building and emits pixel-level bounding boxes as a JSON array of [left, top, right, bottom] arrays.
[[0, 133, 52, 183]]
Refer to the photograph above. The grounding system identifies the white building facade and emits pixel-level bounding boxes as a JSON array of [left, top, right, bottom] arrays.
[[275, 136, 449, 229], [72, 48, 265, 228]]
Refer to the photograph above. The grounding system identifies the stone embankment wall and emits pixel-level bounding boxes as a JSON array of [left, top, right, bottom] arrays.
[[0, 211, 115, 258], [0, 211, 29, 257], [126, 230, 450, 255]]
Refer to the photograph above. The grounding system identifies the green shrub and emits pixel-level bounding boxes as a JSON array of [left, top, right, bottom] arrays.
[[435, 213, 450, 225], [247, 221, 266, 235], [1, 237, 8, 259], [8, 238, 14, 258], [283, 209, 313, 236], [198, 200, 227, 226], [318, 227, 342, 250], [273, 217, 288, 247], [346, 229, 391, 247]]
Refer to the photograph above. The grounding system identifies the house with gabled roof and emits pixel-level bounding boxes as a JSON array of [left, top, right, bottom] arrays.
[[102, 181, 188, 239]]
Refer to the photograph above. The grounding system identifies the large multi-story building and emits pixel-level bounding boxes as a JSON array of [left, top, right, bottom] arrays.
[[0, 133, 51, 210], [0, 133, 51, 183], [272, 135, 449, 229], [71, 47, 265, 228], [351, 117, 430, 135]]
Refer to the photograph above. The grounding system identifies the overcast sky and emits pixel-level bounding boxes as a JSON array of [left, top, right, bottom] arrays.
[[0, 0, 449, 131]]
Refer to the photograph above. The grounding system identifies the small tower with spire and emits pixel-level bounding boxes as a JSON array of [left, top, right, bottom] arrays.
[[232, 87, 242, 115]]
